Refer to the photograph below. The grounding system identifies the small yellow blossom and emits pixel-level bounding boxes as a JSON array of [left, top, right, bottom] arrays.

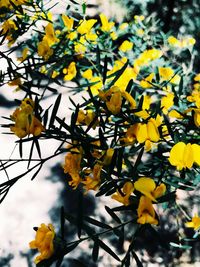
[[134, 49, 162, 69], [137, 196, 158, 225], [63, 146, 82, 189], [134, 177, 166, 202], [136, 28, 144, 36], [43, 23, 59, 46], [63, 62, 77, 81], [161, 92, 174, 114], [77, 109, 97, 129], [134, 15, 145, 22], [140, 73, 154, 88], [99, 13, 115, 32], [168, 35, 196, 48], [119, 23, 128, 30], [82, 69, 93, 80], [74, 36, 87, 57], [159, 67, 174, 81], [51, 70, 59, 79], [168, 110, 184, 119], [10, 98, 44, 138], [82, 163, 102, 192], [119, 40, 133, 52], [77, 19, 97, 35], [1, 19, 18, 45], [99, 86, 136, 114], [112, 181, 134, 206], [169, 142, 200, 170], [17, 47, 29, 62], [38, 39, 53, 60], [62, 14, 74, 31], [135, 118, 160, 151], [185, 214, 200, 230], [194, 73, 200, 82], [29, 223, 55, 264]]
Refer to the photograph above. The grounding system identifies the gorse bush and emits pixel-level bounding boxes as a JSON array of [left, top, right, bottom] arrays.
[[0, 0, 200, 266]]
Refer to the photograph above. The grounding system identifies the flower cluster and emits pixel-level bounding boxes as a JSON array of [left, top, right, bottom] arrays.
[[10, 98, 44, 138], [29, 223, 55, 264]]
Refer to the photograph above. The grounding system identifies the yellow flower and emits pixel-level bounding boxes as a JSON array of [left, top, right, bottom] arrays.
[[185, 214, 200, 230], [140, 73, 154, 88], [100, 13, 115, 32], [134, 49, 162, 68], [168, 36, 181, 47], [99, 86, 136, 114], [17, 47, 29, 62], [169, 142, 200, 170], [43, 23, 59, 46], [77, 19, 97, 35], [82, 69, 93, 80], [112, 181, 134, 206], [8, 78, 22, 91], [136, 29, 144, 36], [38, 39, 53, 60], [161, 92, 174, 114], [187, 90, 200, 108], [159, 67, 174, 81], [119, 23, 128, 30], [61, 14, 74, 31], [74, 36, 87, 57], [194, 73, 200, 82], [88, 76, 103, 96], [168, 35, 196, 48], [137, 196, 158, 225], [123, 124, 139, 144], [107, 90, 122, 114], [168, 110, 184, 119], [51, 70, 59, 79], [29, 223, 55, 264], [119, 40, 133, 52], [10, 98, 44, 138], [63, 146, 82, 189], [63, 62, 77, 81], [135, 118, 160, 150], [194, 109, 200, 127], [134, 15, 145, 22], [1, 19, 18, 45], [77, 109, 97, 129], [82, 163, 102, 192], [134, 177, 166, 202]]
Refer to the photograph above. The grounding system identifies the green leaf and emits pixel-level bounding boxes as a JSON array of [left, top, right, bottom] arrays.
[[31, 164, 43, 180], [94, 238, 120, 262], [103, 56, 108, 84], [92, 240, 99, 262], [27, 140, 35, 169], [170, 242, 192, 249], [96, 45, 101, 74], [82, 2, 86, 14], [34, 139, 41, 158], [49, 94, 62, 128], [131, 251, 143, 267], [105, 206, 121, 224], [19, 139, 23, 158], [84, 216, 112, 229], [132, 147, 144, 175]]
